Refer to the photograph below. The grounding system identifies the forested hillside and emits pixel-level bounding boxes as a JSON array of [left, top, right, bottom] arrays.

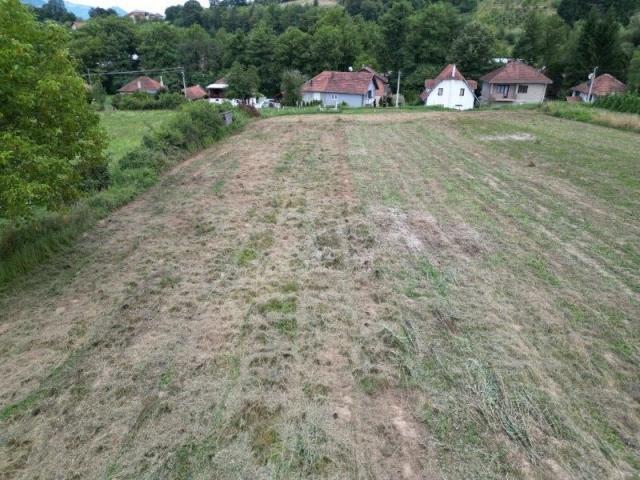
[[23, 0, 640, 99]]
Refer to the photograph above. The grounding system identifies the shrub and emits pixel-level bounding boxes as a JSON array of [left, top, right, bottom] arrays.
[[0, 103, 249, 284], [594, 93, 640, 115], [112, 92, 187, 110]]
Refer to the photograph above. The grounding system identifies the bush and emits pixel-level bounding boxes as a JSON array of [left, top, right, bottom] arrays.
[[0, 103, 249, 285], [112, 92, 187, 110], [594, 94, 640, 115]]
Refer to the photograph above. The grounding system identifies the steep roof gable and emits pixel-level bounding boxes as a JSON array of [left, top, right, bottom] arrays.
[[302, 71, 377, 95], [480, 61, 552, 85], [422, 64, 478, 97], [572, 73, 626, 96]]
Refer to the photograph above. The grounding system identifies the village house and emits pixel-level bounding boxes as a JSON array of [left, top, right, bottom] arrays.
[[360, 66, 391, 103], [127, 10, 164, 23], [420, 64, 477, 110], [118, 76, 167, 95], [480, 60, 552, 104], [301, 71, 379, 107], [183, 85, 208, 101], [570, 73, 626, 103], [206, 77, 228, 104]]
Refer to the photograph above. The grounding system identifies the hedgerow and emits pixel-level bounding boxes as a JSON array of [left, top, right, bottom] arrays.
[[0, 103, 248, 285]]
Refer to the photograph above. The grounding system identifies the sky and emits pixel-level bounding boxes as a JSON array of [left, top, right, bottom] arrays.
[[74, 0, 207, 14]]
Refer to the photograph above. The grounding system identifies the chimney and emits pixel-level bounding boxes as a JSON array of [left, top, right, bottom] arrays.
[[160, 76, 164, 87], [137, 80, 142, 90], [452, 65, 456, 78]]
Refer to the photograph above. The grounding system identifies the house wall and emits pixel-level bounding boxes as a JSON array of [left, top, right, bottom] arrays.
[[481, 82, 548, 104], [514, 83, 547, 103], [425, 79, 475, 110], [302, 81, 377, 108]]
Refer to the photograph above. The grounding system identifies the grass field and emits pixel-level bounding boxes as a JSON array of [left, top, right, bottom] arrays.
[[1, 110, 639, 479], [100, 110, 177, 162]]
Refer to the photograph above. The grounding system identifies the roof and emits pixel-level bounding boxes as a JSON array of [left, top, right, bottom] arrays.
[[571, 73, 626, 96], [207, 77, 228, 89], [360, 66, 388, 84], [422, 64, 478, 99], [118, 76, 167, 93], [480, 60, 552, 85], [301, 71, 377, 95], [184, 85, 207, 100]]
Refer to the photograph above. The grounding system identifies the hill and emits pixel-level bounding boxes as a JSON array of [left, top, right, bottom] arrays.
[[20, 0, 127, 18]]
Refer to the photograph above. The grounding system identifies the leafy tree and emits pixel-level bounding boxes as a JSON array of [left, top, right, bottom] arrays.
[[379, 0, 414, 70], [628, 47, 640, 92], [179, 24, 221, 85], [275, 27, 312, 73], [0, 0, 106, 218], [558, 0, 640, 25], [449, 21, 497, 79], [38, 0, 75, 22], [407, 3, 460, 73], [182, 0, 205, 26], [246, 23, 278, 92], [565, 8, 628, 87], [69, 15, 138, 92], [280, 70, 306, 105], [89, 7, 118, 18], [226, 62, 259, 100]]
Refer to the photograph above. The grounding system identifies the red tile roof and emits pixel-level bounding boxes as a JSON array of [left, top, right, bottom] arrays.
[[480, 61, 552, 85], [301, 71, 377, 95], [184, 85, 207, 100], [571, 73, 626, 96], [360, 66, 388, 84], [422, 64, 477, 98], [118, 76, 167, 93]]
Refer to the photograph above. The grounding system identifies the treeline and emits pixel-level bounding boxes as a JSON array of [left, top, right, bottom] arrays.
[[30, 0, 640, 99]]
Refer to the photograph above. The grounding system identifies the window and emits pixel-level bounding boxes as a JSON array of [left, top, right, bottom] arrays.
[[517, 85, 529, 94], [460, 88, 465, 97], [437, 88, 444, 96], [330, 94, 338, 100], [367, 90, 372, 99], [495, 84, 510, 98]]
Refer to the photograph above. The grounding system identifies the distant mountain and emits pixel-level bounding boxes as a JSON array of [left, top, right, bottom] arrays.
[[21, 0, 128, 19]]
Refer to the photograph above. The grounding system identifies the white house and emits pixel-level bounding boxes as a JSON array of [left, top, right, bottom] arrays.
[[420, 64, 477, 111]]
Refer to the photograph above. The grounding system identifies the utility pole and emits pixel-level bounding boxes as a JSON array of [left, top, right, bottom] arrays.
[[395, 70, 401, 108], [587, 66, 598, 103], [181, 67, 188, 100]]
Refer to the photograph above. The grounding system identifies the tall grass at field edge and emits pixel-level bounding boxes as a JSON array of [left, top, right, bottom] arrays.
[[0, 103, 249, 287], [540, 101, 640, 133]]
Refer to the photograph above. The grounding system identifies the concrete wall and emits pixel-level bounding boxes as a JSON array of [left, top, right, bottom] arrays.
[[425, 79, 475, 110]]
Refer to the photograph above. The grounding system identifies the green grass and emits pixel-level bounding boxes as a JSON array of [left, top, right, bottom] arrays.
[[100, 110, 177, 163]]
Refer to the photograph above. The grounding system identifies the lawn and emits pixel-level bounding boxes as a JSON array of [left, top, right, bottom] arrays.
[[100, 110, 177, 163], [0, 110, 638, 479]]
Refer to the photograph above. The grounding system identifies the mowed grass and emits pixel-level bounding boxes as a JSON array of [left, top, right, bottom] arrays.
[[100, 110, 177, 162], [0, 110, 638, 479]]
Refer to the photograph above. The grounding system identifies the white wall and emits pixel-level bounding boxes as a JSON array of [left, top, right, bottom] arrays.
[[426, 79, 475, 110], [513, 83, 547, 103], [302, 81, 377, 108]]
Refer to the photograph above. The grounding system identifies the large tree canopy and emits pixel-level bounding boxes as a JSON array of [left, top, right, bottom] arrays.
[[0, 0, 107, 218]]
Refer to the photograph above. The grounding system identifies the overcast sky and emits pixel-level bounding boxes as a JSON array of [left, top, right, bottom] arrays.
[[76, 0, 207, 14]]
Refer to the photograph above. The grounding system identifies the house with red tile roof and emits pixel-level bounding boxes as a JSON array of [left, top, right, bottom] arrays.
[[301, 71, 380, 107], [183, 85, 208, 101], [420, 64, 477, 110], [480, 60, 552, 104], [118, 76, 167, 95], [360, 66, 391, 102], [570, 73, 626, 103]]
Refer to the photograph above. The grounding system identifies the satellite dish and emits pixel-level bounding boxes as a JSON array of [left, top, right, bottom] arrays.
[[348, 66, 353, 72], [588, 73, 594, 80]]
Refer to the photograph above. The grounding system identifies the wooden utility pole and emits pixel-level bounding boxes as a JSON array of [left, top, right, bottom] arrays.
[[587, 66, 598, 103], [395, 70, 401, 108]]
